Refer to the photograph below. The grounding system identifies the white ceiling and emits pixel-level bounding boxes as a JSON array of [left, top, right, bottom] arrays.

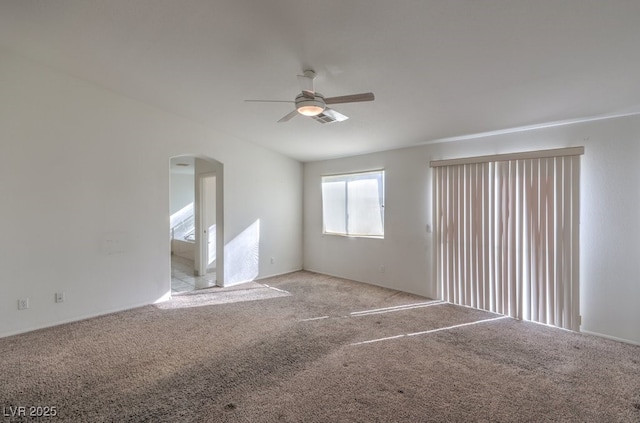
[[2, 0, 640, 162]]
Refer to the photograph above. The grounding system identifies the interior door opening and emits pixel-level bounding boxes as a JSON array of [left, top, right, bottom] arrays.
[[169, 155, 224, 294]]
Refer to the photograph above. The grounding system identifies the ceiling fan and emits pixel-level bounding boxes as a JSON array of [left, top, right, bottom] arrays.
[[245, 70, 375, 124]]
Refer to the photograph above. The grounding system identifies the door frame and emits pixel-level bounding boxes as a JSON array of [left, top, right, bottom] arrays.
[[170, 154, 224, 287], [195, 171, 216, 277]]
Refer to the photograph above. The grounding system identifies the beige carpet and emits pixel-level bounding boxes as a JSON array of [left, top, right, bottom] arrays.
[[1, 271, 639, 422]]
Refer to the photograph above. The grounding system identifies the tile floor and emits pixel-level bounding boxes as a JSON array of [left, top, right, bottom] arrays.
[[171, 255, 217, 294]]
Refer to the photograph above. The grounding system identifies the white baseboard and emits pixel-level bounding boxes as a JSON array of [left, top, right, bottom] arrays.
[[581, 329, 640, 346], [256, 267, 304, 281], [0, 300, 156, 339]]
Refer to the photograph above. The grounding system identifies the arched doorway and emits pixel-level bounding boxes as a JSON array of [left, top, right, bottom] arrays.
[[169, 155, 224, 293]]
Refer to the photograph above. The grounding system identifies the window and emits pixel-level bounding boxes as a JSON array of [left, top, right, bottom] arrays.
[[322, 170, 385, 238]]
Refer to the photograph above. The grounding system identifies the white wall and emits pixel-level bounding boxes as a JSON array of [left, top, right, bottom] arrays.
[[304, 150, 432, 298], [169, 171, 194, 215], [0, 48, 303, 338], [304, 115, 640, 345]]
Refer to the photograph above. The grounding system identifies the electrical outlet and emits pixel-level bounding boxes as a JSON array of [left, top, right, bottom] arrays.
[[55, 292, 65, 303], [18, 298, 29, 310], [270, 257, 275, 264]]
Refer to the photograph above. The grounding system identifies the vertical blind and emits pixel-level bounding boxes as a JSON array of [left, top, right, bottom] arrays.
[[431, 148, 583, 331]]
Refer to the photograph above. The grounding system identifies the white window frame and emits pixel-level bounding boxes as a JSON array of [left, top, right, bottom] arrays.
[[321, 170, 385, 238]]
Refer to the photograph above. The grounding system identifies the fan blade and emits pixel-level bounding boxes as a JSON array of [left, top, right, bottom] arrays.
[[278, 109, 299, 123], [297, 74, 315, 98], [244, 99, 294, 103], [324, 92, 375, 105]]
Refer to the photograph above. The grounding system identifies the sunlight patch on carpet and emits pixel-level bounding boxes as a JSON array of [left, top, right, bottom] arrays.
[[351, 315, 510, 346], [156, 286, 290, 310], [299, 301, 446, 323], [350, 300, 445, 317], [300, 316, 330, 322]]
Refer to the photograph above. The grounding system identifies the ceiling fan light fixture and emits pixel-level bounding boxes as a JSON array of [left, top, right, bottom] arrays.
[[295, 96, 325, 116], [246, 74, 374, 123], [298, 104, 324, 116]]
